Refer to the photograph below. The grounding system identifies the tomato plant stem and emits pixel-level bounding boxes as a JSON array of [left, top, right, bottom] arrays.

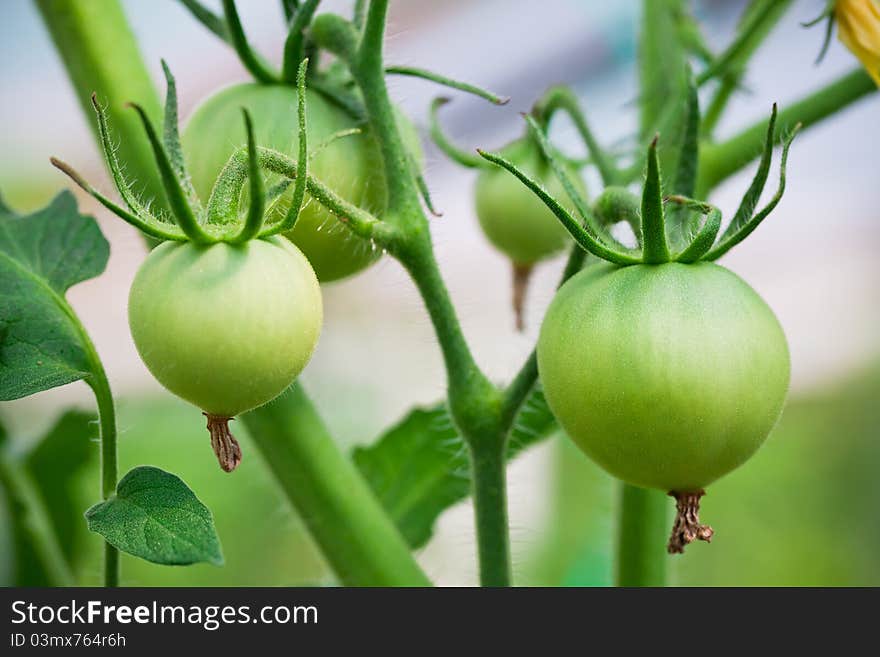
[[400, 245, 494, 413], [615, 484, 668, 587], [88, 366, 119, 588], [470, 440, 512, 587], [242, 383, 432, 587], [35, 0, 165, 222], [338, 0, 518, 580], [699, 68, 876, 194], [401, 245, 514, 587], [353, 0, 423, 220], [699, 0, 795, 137]]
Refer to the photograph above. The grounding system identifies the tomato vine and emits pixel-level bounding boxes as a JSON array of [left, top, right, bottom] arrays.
[[17, 0, 877, 588]]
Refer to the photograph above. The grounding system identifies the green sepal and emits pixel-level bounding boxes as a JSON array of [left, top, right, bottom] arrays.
[[705, 123, 799, 260], [160, 60, 202, 213], [667, 196, 722, 263], [639, 136, 670, 264], [523, 115, 625, 250]]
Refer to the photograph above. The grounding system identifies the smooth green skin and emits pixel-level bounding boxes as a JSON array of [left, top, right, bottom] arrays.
[[128, 237, 322, 417], [537, 261, 790, 492], [475, 139, 587, 265], [183, 83, 422, 282]]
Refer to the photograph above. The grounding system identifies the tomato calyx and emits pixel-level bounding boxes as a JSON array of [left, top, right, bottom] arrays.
[[52, 59, 312, 248], [667, 490, 715, 554], [204, 414, 243, 473], [478, 104, 801, 268]]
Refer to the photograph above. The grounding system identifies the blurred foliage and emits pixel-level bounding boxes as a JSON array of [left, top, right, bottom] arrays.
[[12, 410, 95, 585]]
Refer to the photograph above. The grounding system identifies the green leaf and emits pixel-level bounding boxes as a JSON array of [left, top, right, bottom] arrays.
[[354, 388, 558, 549], [85, 466, 223, 566], [0, 191, 108, 401]]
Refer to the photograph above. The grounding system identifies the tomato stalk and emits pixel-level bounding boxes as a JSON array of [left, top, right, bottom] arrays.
[[699, 0, 795, 137], [72, 311, 120, 588], [312, 1, 517, 584], [35, 0, 165, 221], [698, 68, 875, 195], [241, 384, 432, 587], [469, 440, 511, 587], [615, 485, 669, 587]]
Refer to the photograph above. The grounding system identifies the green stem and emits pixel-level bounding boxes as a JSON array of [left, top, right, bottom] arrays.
[[615, 484, 668, 587], [385, 66, 508, 105], [695, 0, 791, 85], [399, 244, 494, 415], [469, 441, 511, 587], [57, 285, 120, 588], [701, 76, 738, 137], [638, 0, 687, 141], [398, 221, 508, 589], [353, 0, 422, 221], [241, 384, 431, 587], [86, 365, 119, 588], [282, 0, 320, 83], [502, 246, 587, 426], [429, 98, 489, 169], [700, 0, 795, 137], [0, 453, 75, 587], [532, 86, 619, 185], [699, 69, 876, 194], [35, 0, 166, 215], [221, 0, 280, 83], [303, 1, 514, 585]]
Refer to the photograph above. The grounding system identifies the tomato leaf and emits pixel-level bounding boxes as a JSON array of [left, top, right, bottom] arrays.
[[0, 191, 109, 401], [85, 466, 223, 566], [353, 387, 558, 549], [353, 406, 465, 548]]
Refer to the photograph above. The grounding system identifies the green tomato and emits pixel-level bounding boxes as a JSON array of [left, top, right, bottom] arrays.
[[183, 83, 423, 282], [537, 261, 789, 492], [128, 237, 322, 418], [475, 138, 586, 265]]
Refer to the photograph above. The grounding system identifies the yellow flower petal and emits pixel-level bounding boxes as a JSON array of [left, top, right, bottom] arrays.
[[836, 0, 880, 85]]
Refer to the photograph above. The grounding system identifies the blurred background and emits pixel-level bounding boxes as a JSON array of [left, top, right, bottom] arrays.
[[1, 0, 878, 586]]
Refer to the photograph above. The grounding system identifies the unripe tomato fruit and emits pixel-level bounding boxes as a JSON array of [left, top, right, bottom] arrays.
[[183, 83, 423, 282], [475, 138, 586, 265], [537, 261, 789, 492], [128, 236, 322, 418]]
